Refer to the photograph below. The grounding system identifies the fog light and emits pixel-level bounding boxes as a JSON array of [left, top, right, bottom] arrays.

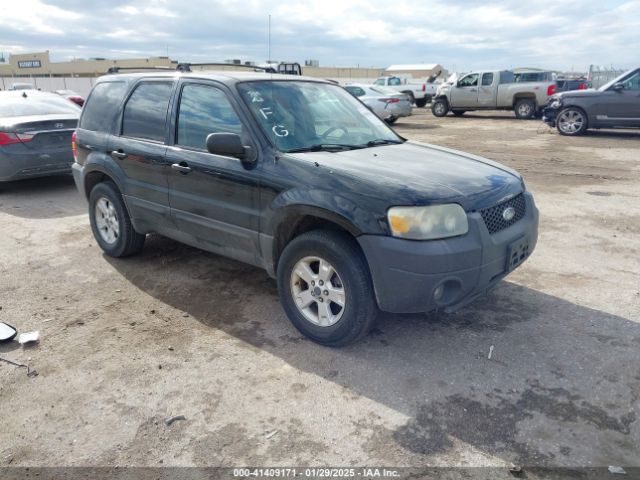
[[433, 285, 445, 301]]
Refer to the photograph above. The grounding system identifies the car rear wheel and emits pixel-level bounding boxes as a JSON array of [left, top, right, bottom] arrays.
[[385, 116, 398, 125], [89, 181, 145, 257], [431, 99, 449, 117], [514, 99, 536, 119], [556, 107, 588, 136], [277, 230, 377, 347], [415, 98, 428, 108]]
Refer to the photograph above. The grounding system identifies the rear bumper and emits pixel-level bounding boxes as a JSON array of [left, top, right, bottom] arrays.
[[71, 162, 85, 198], [358, 191, 539, 313], [0, 150, 73, 182]]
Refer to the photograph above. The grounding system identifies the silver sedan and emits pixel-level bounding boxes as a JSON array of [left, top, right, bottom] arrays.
[[344, 84, 412, 124]]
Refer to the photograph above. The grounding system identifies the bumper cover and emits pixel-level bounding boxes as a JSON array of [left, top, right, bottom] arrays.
[[358, 191, 539, 313], [542, 106, 559, 127]]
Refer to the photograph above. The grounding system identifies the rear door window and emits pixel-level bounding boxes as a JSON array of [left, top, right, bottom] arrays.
[[121, 81, 173, 142], [481, 73, 494, 86], [79, 82, 126, 131]]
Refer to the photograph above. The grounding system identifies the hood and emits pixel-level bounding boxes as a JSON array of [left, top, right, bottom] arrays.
[[286, 141, 523, 211], [555, 89, 601, 99]]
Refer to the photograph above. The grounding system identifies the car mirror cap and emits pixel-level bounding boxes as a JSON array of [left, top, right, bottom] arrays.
[[612, 82, 624, 91], [206, 132, 247, 159]]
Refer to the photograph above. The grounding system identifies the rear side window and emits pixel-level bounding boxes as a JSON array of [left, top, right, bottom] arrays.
[[481, 73, 494, 86], [176, 84, 242, 150], [345, 86, 366, 97], [122, 82, 173, 142], [80, 82, 126, 131]]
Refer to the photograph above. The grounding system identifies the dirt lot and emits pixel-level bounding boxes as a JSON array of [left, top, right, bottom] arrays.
[[1, 109, 639, 473]]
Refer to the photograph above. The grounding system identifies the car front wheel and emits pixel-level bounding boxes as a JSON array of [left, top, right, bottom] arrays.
[[431, 99, 449, 117], [89, 181, 145, 257], [277, 230, 377, 346], [556, 107, 588, 136]]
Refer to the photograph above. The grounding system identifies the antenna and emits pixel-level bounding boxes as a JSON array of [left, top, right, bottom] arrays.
[[268, 14, 271, 64]]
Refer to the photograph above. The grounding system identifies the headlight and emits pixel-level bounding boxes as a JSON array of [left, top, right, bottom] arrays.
[[387, 204, 468, 240]]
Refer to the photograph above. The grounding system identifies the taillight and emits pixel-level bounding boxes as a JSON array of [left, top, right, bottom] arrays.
[[71, 130, 77, 162], [422, 84, 426, 91], [547, 84, 556, 96], [0, 132, 34, 146], [379, 98, 400, 104], [578, 83, 587, 90]]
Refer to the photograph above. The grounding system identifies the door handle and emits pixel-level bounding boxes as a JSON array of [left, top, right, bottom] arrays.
[[110, 150, 128, 159], [171, 162, 192, 174]]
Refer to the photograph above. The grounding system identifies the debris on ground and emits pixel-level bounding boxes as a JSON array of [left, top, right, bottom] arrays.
[[488, 345, 494, 360], [18, 331, 40, 345], [608, 466, 626, 475], [265, 429, 279, 439], [164, 415, 186, 426], [0, 356, 38, 377], [509, 465, 523, 476]]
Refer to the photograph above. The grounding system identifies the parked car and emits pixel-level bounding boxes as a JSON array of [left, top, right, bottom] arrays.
[[431, 70, 556, 119], [555, 79, 591, 93], [8, 82, 36, 91], [72, 71, 538, 346], [344, 84, 412, 124], [373, 76, 432, 107], [0, 90, 80, 183], [543, 67, 640, 136], [54, 89, 85, 107]]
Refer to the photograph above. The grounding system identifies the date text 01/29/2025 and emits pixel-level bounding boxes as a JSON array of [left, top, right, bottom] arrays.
[[232, 467, 401, 477]]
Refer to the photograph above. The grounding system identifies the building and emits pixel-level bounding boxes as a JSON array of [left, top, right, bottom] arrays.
[[385, 64, 448, 81], [0, 51, 177, 78]]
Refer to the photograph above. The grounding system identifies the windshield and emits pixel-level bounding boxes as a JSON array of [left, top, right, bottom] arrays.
[[237, 81, 402, 153], [598, 68, 639, 92]]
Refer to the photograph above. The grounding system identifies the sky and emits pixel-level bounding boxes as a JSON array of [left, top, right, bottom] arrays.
[[0, 0, 637, 72]]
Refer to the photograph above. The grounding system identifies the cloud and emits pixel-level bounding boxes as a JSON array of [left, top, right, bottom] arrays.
[[0, 0, 637, 72]]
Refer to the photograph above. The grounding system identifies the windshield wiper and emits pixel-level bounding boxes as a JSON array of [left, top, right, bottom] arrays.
[[364, 139, 404, 147], [285, 143, 363, 153]]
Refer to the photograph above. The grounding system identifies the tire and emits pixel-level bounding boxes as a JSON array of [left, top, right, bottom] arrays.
[[415, 98, 428, 108], [402, 91, 415, 104], [452, 110, 466, 116], [431, 98, 449, 117], [556, 107, 588, 136], [514, 99, 536, 119], [89, 181, 145, 257], [277, 230, 378, 347], [385, 116, 398, 125]]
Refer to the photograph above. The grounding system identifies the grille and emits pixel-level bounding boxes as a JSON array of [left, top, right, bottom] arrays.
[[480, 193, 526, 234]]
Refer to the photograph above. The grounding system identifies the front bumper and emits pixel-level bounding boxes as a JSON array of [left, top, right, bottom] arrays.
[[542, 105, 560, 127], [358, 191, 539, 313]]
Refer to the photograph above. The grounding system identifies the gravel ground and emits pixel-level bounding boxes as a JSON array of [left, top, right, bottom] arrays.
[[0, 109, 638, 474]]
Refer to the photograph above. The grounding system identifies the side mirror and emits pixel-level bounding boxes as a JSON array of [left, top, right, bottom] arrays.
[[612, 82, 624, 92], [206, 133, 248, 160], [0, 322, 17, 342]]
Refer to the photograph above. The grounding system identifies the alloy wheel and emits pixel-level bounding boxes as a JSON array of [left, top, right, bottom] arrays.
[[94, 197, 120, 244], [290, 256, 346, 327], [558, 109, 585, 134]]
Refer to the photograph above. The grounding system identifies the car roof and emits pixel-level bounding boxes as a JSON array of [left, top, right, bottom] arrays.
[[95, 70, 329, 86]]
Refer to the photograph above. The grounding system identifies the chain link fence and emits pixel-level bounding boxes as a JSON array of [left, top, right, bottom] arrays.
[[588, 65, 627, 89]]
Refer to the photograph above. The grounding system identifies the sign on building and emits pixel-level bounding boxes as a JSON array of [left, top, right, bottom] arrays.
[[17, 60, 42, 69]]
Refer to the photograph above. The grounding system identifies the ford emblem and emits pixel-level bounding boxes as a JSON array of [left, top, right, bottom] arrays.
[[502, 206, 516, 221]]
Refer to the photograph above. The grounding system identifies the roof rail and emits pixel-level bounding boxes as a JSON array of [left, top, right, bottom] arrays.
[[176, 62, 277, 73], [106, 66, 175, 74]]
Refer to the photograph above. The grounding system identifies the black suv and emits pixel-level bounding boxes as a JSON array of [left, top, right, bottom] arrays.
[[543, 67, 640, 135], [73, 71, 538, 346]]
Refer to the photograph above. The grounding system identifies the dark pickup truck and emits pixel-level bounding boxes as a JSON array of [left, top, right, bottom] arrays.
[[72, 71, 538, 346], [543, 67, 640, 135]]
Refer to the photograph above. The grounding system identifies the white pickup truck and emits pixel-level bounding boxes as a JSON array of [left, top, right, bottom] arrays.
[[373, 76, 434, 107], [431, 70, 557, 119]]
